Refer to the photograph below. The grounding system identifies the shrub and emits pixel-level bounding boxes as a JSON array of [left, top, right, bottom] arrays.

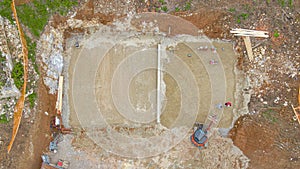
[[184, 2, 191, 11], [11, 62, 24, 90], [161, 6, 168, 12], [28, 92, 37, 108], [0, 114, 9, 124], [274, 30, 280, 38]]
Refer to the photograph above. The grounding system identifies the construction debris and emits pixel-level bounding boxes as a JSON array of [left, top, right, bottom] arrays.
[[38, 27, 64, 94], [230, 28, 269, 61], [41, 154, 69, 169], [291, 85, 300, 125], [230, 28, 269, 38]]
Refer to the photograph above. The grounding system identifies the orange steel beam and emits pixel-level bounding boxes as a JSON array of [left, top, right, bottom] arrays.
[[7, 0, 28, 153]]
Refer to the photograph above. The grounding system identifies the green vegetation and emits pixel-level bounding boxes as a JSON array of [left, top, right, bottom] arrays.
[[262, 109, 278, 123], [0, 0, 77, 37], [0, 51, 5, 63], [184, 2, 191, 11], [25, 35, 39, 74], [159, 0, 166, 5], [228, 8, 236, 13], [277, 0, 286, 7], [0, 0, 14, 23], [288, 0, 293, 8], [175, 7, 180, 12], [16, 0, 77, 37], [277, 0, 293, 8], [237, 13, 249, 24], [11, 61, 24, 90], [161, 6, 168, 12], [28, 92, 37, 108], [240, 13, 249, 20], [274, 30, 280, 38], [0, 114, 9, 124]]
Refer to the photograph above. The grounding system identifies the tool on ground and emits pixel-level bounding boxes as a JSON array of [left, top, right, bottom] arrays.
[[49, 133, 63, 153], [41, 154, 70, 169]]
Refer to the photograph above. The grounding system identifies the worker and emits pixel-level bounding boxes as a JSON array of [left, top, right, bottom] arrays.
[[225, 102, 232, 107]]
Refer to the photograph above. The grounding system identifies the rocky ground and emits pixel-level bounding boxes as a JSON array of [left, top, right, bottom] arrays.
[[0, 0, 299, 169]]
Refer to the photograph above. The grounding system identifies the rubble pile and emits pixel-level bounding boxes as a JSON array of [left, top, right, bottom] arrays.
[[49, 129, 249, 169], [93, 0, 137, 16], [245, 44, 299, 108], [0, 16, 21, 117], [37, 27, 64, 94], [0, 16, 39, 119]]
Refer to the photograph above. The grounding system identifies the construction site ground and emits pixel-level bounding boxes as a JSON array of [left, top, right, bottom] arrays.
[[48, 12, 244, 168], [0, 0, 300, 169]]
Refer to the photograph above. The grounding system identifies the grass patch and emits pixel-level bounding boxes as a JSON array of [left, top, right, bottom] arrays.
[[11, 61, 24, 90], [158, 0, 166, 5], [0, 0, 77, 37], [0, 114, 9, 124], [175, 7, 180, 12], [228, 8, 236, 13], [184, 2, 191, 11], [237, 13, 249, 24], [25, 34, 39, 74], [0, 0, 14, 23], [274, 30, 280, 38], [262, 109, 278, 123], [161, 6, 168, 12], [28, 92, 37, 108], [277, 0, 286, 7], [288, 0, 293, 8]]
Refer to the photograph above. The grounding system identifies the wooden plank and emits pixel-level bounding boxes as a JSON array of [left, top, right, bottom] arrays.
[[230, 28, 269, 38], [291, 105, 300, 125], [231, 28, 268, 33], [56, 76, 64, 114], [243, 36, 254, 61], [230, 30, 268, 35], [232, 34, 269, 38]]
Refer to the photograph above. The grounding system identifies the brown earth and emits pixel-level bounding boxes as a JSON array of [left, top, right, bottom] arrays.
[[230, 107, 300, 169], [18, 81, 57, 169], [0, 79, 56, 169]]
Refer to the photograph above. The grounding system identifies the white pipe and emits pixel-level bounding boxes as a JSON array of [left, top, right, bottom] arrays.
[[157, 44, 161, 124]]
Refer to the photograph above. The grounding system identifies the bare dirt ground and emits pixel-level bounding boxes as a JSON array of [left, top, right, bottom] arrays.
[[1, 0, 300, 169]]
